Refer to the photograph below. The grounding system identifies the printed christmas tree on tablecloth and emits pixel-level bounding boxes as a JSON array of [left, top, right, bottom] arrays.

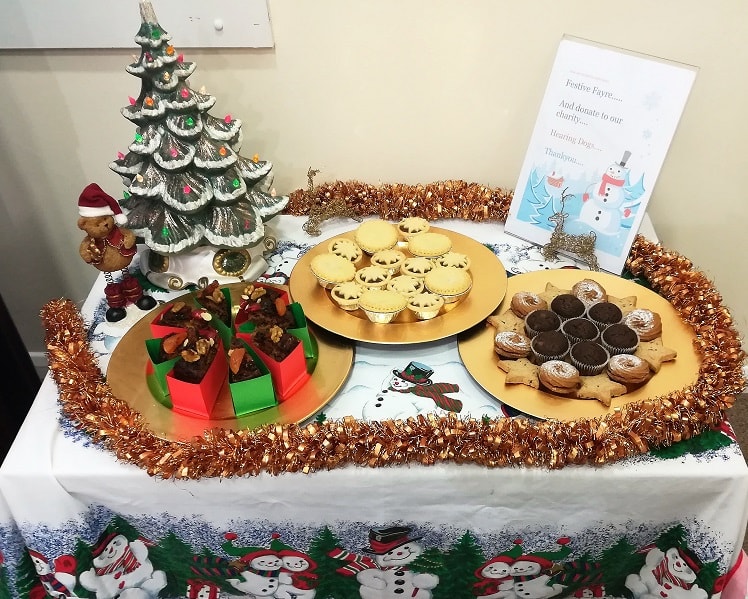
[[110, 0, 287, 257]]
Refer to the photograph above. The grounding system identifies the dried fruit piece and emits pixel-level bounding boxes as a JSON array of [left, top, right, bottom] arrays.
[[228, 346, 246, 374], [275, 298, 287, 316], [170, 301, 186, 313], [162, 331, 187, 354]]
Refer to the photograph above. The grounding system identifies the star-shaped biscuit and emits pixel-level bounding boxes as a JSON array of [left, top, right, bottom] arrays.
[[608, 294, 638, 314], [634, 338, 678, 372], [497, 358, 540, 389], [539, 282, 568, 305], [575, 374, 627, 407], [487, 309, 525, 335]]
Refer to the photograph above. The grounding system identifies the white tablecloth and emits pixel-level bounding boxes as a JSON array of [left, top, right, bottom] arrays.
[[1, 215, 747, 599]]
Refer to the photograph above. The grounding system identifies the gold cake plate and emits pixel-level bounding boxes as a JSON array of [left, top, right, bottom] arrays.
[[288, 226, 508, 344], [457, 270, 701, 421], [107, 284, 354, 441]]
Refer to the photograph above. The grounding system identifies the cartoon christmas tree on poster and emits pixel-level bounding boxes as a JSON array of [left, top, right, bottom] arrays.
[[110, 0, 287, 286]]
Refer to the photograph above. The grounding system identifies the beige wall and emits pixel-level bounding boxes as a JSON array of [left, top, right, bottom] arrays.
[[0, 0, 746, 355]]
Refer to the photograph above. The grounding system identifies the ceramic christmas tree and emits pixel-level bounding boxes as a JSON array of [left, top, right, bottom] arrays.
[[110, 0, 287, 289]]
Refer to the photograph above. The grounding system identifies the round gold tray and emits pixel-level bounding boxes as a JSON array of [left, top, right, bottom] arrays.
[[288, 226, 508, 344], [107, 284, 354, 441], [457, 270, 701, 420]]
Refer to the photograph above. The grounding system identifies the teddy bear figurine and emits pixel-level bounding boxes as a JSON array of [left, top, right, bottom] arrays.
[[77, 183, 157, 322]]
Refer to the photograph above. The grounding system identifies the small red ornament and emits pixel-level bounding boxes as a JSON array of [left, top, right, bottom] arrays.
[[128, 96, 136, 106], [177, 54, 184, 63], [183, 185, 192, 194], [224, 114, 232, 124], [180, 88, 190, 99], [170, 148, 178, 158]]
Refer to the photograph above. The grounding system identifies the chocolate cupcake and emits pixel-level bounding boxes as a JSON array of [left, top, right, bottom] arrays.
[[569, 340, 610, 375], [586, 301, 623, 330], [561, 317, 600, 344], [530, 330, 570, 364], [601, 323, 639, 356], [524, 309, 561, 338], [550, 293, 586, 322]]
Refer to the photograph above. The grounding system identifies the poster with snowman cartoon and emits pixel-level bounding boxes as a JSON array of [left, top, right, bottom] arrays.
[[505, 35, 697, 273]]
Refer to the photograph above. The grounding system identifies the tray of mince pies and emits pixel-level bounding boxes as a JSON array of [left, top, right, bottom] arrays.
[[288, 218, 508, 345], [457, 270, 701, 420]]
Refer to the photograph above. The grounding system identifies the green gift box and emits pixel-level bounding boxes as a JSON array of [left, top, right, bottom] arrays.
[[228, 341, 277, 416], [145, 338, 180, 397]]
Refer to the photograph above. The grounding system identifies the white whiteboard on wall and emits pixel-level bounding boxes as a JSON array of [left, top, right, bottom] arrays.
[[0, 0, 274, 49]]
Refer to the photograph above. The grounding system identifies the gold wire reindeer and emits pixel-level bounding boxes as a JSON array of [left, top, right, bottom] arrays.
[[541, 188, 600, 271], [302, 167, 362, 236]]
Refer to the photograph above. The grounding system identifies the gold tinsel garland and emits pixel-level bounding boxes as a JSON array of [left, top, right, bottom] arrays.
[[41, 180, 745, 479]]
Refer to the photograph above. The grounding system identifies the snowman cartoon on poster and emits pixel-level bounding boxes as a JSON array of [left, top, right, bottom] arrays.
[[575, 151, 644, 237]]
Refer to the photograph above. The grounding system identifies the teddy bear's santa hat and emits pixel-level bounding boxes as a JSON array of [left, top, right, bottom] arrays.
[[78, 183, 127, 226]]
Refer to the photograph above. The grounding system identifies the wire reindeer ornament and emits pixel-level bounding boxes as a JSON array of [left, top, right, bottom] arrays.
[[302, 167, 362, 236], [541, 188, 600, 271]]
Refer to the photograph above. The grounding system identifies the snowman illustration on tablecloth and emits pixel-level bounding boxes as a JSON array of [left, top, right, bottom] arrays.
[[222, 532, 318, 599], [79, 533, 167, 599], [28, 549, 78, 599], [475, 538, 572, 599], [330, 526, 439, 599], [577, 151, 642, 236], [625, 546, 708, 599], [361, 361, 463, 420]]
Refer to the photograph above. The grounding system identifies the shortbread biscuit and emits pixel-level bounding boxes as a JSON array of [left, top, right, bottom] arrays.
[[497, 358, 540, 389]]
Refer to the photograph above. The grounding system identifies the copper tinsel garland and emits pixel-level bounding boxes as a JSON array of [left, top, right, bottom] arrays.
[[41, 180, 745, 479]]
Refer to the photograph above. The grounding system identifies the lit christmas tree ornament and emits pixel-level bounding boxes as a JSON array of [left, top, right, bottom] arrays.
[[128, 96, 137, 105], [117, 151, 125, 160], [109, 0, 288, 288]]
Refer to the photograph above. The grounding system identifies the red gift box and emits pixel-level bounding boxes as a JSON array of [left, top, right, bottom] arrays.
[[166, 338, 228, 418], [249, 333, 310, 401], [150, 303, 197, 339], [234, 283, 290, 330]]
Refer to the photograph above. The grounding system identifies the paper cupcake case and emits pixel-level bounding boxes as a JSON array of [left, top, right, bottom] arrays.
[[144, 337, 181, 397], [165, 338, 229, 419], [248, 331, 311, 402], [234, 283, 291, 329], [228, 340, 277, 417], [149, 301, 199, 338]]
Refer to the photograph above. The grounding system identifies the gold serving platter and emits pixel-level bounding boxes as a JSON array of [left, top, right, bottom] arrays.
[[457, 270, 701, 421], [288, 226, 508, 344], [107, 284, 354, 441]]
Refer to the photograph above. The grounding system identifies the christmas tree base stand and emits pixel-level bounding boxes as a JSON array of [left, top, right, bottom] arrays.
[[139, 231, 277, 291]]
